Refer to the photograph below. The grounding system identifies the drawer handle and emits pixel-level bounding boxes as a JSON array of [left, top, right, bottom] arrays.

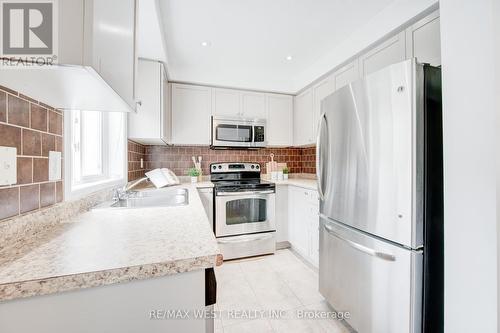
[[217, 234, 274, 244], [323, 223, 396, 262]]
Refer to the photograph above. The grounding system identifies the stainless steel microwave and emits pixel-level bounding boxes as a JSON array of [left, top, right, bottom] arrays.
[[211, 116, 266, 149]]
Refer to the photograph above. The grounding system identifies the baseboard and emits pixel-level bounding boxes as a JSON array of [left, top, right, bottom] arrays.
[[276, 241, 291, 250]]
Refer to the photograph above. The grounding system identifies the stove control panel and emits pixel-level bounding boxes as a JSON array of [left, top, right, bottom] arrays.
[[210, 163, 260, 173]]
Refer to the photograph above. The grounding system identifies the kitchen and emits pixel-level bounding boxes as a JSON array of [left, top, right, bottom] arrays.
[[0, 1, 498, 333]]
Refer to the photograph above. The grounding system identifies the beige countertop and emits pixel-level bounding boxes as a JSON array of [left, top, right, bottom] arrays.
[[0, 184, 220, 302], [271, 178, 318, 191], [190, 177, 317, 191]]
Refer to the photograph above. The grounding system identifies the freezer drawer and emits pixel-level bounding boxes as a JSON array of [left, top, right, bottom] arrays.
[[319, 217, 422, 333]]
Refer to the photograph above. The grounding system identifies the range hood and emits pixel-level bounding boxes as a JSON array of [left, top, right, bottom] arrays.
[[0, 65, 134, 112]]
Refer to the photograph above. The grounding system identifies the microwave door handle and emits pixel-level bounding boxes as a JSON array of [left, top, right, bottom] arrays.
[[323, 223, 396, 262]]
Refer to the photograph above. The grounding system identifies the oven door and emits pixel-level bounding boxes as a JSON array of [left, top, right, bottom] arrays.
[[215, 191, 275, 237]]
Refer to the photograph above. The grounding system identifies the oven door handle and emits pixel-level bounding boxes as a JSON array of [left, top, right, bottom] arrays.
[[217, 190, 275, 196], [217, 233, 274, 244]]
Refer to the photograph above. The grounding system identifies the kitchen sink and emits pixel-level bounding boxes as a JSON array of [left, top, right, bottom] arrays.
[[95, 188, 189, 210]]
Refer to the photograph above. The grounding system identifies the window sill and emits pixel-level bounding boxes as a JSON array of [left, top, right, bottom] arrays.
[[67, 178, 126, 201]]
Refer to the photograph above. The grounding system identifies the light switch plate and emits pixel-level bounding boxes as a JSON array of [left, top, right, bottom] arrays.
[[0, 146, 17, 185], [49, 151, 62, 181]]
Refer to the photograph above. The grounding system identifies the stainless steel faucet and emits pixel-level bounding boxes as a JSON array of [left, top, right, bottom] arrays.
[[113, 177, 149, 201]]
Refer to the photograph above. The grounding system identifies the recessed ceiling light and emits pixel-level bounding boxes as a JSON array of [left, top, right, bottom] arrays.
[[201, 41, 211, 47], [286, 55, 293, 61]]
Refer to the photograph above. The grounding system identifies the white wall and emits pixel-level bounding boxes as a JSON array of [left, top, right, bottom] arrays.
[[440, 1, 498, 332], [495, 0, 500, 329]]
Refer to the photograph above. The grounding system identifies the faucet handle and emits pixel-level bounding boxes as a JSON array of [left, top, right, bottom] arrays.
[[113, 188, 126, 201]]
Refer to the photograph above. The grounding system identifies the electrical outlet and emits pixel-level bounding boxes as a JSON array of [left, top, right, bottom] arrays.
[[49, 151, 62, 181], [0, 146, 17, 185]]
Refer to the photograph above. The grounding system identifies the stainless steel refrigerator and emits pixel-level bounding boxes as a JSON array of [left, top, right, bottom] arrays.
[[317, 59, 443, 333]]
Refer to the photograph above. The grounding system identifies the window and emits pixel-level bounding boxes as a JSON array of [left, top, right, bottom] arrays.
[[65, 110, 126, 199]]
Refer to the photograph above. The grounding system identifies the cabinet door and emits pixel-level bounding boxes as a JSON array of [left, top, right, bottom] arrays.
[[267, 94, 293, 146], [213, 88, 241, 117], [312, 77, 335, 141], [198, 188, 214, 228], [406, 11, 441, 66], [289, 187, 311, 258], [275, 185, 289, 243], [360, 31, 406, 76], [293, 89, 314, 146], [242, 92, 267, 118], [307, 190, 320, 267], [171, 84, 212, 145], [333, 60, 360, 91], [128, 60, 164, 144], [92, 0, 137, 108]]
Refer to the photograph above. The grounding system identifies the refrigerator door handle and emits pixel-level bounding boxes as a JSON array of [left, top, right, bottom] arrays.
[[316, 113, 327, 201], [323, 223, 396, 262]]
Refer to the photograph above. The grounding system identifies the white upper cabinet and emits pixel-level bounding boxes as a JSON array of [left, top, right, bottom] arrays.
[[63, 0, 138, 109], [213, 89, 267, 118], [360, 31, 407, 76], [213, 88, 241, 117], [312, 76, 335, 140], [267, 94, 293, 147], [333, 60, 360, 91], [128, 59, 169, 145], [0, 0, 137, 112], [406, 11, 441, 66], [171, 84, 212, 145], [242, 92, 267, 118], [90, 0, 137, 109], [294, 89, 314, 146]]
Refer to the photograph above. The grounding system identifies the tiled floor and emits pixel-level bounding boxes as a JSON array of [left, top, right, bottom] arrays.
[[214, 249, 352, 333]]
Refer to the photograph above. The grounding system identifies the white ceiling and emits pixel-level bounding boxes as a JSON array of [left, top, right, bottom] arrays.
[[139, 0, 437, 94]]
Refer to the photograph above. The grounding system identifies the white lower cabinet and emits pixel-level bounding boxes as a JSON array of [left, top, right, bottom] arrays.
[[197, 187, 214, 229], [286, 186, 320, 267], [275, 185, 289, 244]]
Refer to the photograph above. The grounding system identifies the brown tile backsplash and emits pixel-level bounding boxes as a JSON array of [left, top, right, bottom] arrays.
[[127, 140, 316, 181], [22, 128, 41, 156], [0, 187, 20, 220], [40, 182, 56, 207], [17, 157, 33, 185], [48, 110, 63, 135], [0, 91, 6, 122], [33, 158, 49, 183], [41, 133, 56, 157], [20, 184, 40, 214], [128, 140, 147, 182], [56, 181, 63, 203], [31, 104, 48, 131], [0, 86, 63, 222], [8, 95, 29, 127], [0, 123, 21, 152]]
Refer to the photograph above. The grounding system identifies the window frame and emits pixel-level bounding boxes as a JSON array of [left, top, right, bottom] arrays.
[[64, 110, 127, 201]]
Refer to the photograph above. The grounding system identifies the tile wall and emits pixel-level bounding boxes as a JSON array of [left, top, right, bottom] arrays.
[[128, 140, 147, 182], [0, 86, 63, 221], [127, 140, 316, 181]]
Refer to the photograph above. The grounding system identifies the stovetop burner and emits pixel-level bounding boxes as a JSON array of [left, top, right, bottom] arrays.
[[214, 179, 275, 192], [210, 162, 275, 193]]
